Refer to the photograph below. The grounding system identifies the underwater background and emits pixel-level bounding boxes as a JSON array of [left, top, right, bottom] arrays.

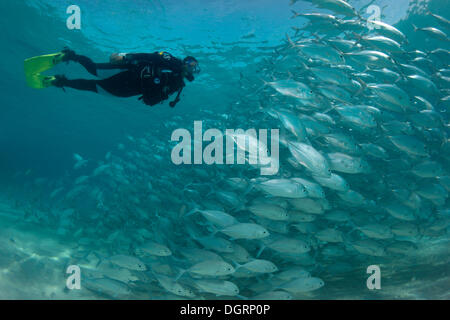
[[0, 0, 449, 299]]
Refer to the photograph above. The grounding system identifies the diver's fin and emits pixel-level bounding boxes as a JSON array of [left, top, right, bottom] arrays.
[[25, 74, 57, 89], [24, 52, 65, 88], [42, 76, 57, 88]]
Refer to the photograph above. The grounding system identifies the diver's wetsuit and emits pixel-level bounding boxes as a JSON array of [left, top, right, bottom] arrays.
[[59, 51, 186, 106]]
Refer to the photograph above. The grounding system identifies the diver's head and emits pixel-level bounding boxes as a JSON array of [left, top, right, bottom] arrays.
[[183, 56, 200, 82]]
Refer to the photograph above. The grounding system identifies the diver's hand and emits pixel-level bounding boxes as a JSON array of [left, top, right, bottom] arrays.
[[138, 95, 157, 106]]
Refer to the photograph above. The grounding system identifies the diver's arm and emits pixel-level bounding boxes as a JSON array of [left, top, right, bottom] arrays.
[[139, 85, 171, 107], [109, 53, 158, 65], [139, 83, 169, 107], [169, 87, 183, 108], [139, 94, 161, 106], [109, 53, 126, 64], [110, 53, 161, 65]]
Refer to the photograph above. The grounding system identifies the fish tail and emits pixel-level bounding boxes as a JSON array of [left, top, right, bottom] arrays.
[[299, 61, 310, 73], [351, 31, 362, 46], [256, 244, 266, 258], [242, 183, 255, 197], [231, 260, 243, 270], [175, 269, 186, 281], [356, 11, 364, 21], [184, 205, 200, 217], [285, 33, 296, 48], [354, 77, 367, 97]]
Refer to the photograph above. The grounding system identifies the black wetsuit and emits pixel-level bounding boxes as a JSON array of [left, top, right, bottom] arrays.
[[60, 51, 186, 106]]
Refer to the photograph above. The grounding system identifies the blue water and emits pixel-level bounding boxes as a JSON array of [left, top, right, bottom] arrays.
[[0, 0, 449, 299]]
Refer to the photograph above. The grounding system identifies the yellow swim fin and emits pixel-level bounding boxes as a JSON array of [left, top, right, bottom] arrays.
[[24, 52, 65, 89]]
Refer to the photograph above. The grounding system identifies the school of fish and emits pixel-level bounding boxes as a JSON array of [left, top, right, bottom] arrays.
[[4, 0, 450, 299]]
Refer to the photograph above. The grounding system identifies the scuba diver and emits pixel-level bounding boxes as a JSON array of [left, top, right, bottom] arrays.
[[24, 49, 200, 107]]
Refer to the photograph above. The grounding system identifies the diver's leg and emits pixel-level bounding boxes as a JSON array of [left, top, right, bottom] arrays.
[[93, 71, 141, 97], [52, 71, 140, 97], [61, 48, 98, 77], [93, 63, 131, 79], [52, 75, 98, 93], [61, 49, 130, 78]]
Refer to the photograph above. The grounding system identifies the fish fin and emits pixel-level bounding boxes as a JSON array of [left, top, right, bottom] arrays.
[[291, 26, 301, 37], [95, 256, 104, 269], [235, 203, 247, 212], [231, 260, 242, 270], [321, 104, 338, 115], [311, 33, 323, 42], [253, 79, 269, 95], [287, 71, 294, 80], [184, 206, 200, 217], [175, 269, 186, 281], [242, 183, 255, 197], [208, 224, 220, 237], [354, 78, 367, 97], [285, 33, 296, 48], [356, 11, 363, 21], [185, 224, 201, 242], [256, 244, 266, 258], [351, 31, 362, 46], [205, 186, 216, 197], [299, 61, 310, 72]]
